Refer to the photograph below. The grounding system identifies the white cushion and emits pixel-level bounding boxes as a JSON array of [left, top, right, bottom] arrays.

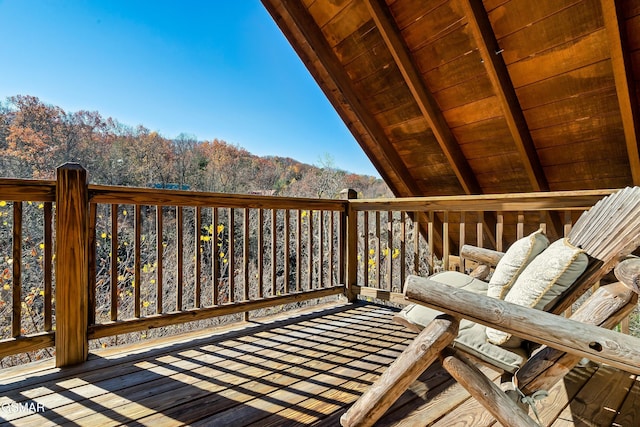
[[486, 238, 588, 346], [487, 228, 549, 300], [395, 271, 527, 373]]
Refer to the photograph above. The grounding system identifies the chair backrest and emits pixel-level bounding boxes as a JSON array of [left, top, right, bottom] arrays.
[[545, 186, 640, 314]]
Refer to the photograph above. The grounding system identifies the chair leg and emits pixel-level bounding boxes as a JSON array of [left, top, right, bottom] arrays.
[[441, 349, 539, 427], [340, 315, 459, 427]]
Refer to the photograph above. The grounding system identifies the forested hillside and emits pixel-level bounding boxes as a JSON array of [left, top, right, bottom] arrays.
[[0, 95, 391, 199]]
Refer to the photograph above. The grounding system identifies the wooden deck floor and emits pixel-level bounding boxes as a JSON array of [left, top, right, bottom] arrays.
[[1, 302, 638, 426]]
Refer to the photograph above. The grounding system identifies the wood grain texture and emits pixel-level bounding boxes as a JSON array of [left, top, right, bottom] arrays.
[[55, 163, 89, 367], [441, 349, 538, 427], [405, 276, 640, 374], [340, 314, 457, 427]]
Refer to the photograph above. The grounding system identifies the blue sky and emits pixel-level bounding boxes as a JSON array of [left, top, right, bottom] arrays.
[[0, 1, 380, 177]]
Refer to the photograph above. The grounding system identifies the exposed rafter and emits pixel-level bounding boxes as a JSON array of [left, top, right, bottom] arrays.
[[601, 0, 640, 185], [261, 0, 422, 198], [461, 0, 549, 193], [364, 0, 481, 196]]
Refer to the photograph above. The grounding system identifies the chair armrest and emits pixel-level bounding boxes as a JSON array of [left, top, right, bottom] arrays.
[[460, 244, 504, 267], [404, 275, 640, 375], [615, 256, 640, 294]]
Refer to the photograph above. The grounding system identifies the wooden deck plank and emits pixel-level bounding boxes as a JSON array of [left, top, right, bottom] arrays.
[[533, 362, 598, 426], [612, 374, 640, 427], [551, 365, 635, 427], [1, 302, 637, 427]]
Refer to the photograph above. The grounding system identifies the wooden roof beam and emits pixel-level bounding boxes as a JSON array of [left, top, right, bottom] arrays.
[[601, 0, 640, 185], [364, 0, 482, 196], [461, 0, 549, 193], [261, 0, 420, 198]]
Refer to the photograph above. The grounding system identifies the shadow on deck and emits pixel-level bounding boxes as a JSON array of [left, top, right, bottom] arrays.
[[1, 303, 638, 426]]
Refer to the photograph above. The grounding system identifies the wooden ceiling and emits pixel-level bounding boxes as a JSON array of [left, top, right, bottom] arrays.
[[262, 0, 640, 197]]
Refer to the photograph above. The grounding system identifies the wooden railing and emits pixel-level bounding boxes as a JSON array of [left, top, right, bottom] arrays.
[[346, 191, 616, 305], [0, 178, 56, 360], [86, 183, 348, 342], [0, 163, 635, 368]]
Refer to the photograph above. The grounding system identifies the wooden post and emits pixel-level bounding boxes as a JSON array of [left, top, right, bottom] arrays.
[[340, 315, 458, 427], [441, 349, 538, 427], [340, 189, 358, 301], [55, 163, 89, 367]]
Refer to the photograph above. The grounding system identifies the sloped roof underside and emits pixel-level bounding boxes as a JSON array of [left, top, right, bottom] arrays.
[[263, 0, 640, 197]]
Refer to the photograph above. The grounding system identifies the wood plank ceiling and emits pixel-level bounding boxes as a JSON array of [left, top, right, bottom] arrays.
[[262, 0, 640, 197]]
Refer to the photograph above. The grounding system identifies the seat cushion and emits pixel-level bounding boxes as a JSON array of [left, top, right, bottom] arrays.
[[487, 228, 549, 300], [395, 271, 528, 373], [486, 238, 589, 346]]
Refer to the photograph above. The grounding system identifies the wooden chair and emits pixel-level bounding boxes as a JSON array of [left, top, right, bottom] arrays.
[[341, 187, 640, 427]]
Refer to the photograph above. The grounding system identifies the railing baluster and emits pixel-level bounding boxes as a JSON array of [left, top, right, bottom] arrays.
[[243, 208, 250, 321], [319, 210, 324, 289], [296, 209, 301, 292], [176, 206, 183, 311], [258, 208, 264, 299], [329, 210, 335, 286], [539, 211, 547, 234], [476, 211, 484, 248], [195, 206, 202, 309], [12, 202, 22, 337], [400, 211, 406, 288], [443, 211, 450, 271], [459, 211, 466, 273], [156, 206, 164, 314], [228, 208, 235, 303], [134, 205, 142, 317], [308, 209, 313, 290], [110, 204, 118, 321], [428, 211, 435, 272], [413, 213, 420, 276], [212, 207, 219, 306], [284, 209, 290, 292], [387, 211, 392, 290], [87, 203, 97, 325], [496, 213, 504, 252], [272, 209, 277, 295], [44, 202, 53, 331], [564, 211, 573, 237], [363, 211, 369, 287], [375, 211, 381, 288], [517, 212, 525, 239], [243, 208, 249, 301]]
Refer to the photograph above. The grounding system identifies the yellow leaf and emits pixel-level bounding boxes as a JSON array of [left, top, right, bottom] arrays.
[[0, 201, 6, 207], [38, 203, 44, 209], [217, 224, 224, 234], [101, 232, 107, 239], [150, 279, 156, 284], [368, 249, 375, 256], [3, 284, 9, 291], [123, 209, 128, 216], [39, 243, 45, 250], [200, 235, 211, 242], [142, 301, 150, 308]]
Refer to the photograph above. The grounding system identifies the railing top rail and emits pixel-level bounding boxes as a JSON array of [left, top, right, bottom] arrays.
[[88, 184, 348, 210], [0, 179, 57, 202], [350, 189, 617, 212]]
